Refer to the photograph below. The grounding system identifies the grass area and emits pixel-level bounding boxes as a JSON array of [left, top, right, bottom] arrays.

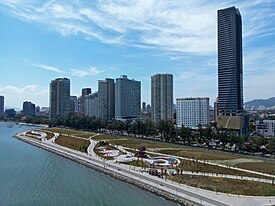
[[235, 161, 275, 176], [168, 175, 275, 196], [122, 160, 148, 168], [178, 159, 275, 180], [94, 134, 237, 161], [92, 134, 124, 141], [55, 135, 90, 153], [108, 138, 180, 150], [45, 127, 93, 139], [159, 149, 236, 160]]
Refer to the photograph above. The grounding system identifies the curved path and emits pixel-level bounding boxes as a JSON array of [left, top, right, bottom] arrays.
[[16, 131, 275, 206]]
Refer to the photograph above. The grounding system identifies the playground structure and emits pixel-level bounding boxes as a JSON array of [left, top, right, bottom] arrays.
[[97, 144, 180, 168]]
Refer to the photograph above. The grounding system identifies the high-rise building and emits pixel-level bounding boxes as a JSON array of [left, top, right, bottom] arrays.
[[176, 97, 209, 128], [49, 78, 70, 120], [98, 78, 115, 122], [81, 88, 91, 114], [151, 74, 173, 122], [22, 101, 35, 116], [0, 96, 4, 117], [85, 92, 99, 118], [115, 75, 141, 120], [5, 109, 15, 118], [216, 6, 248, 133], [142, 102, 146, 112], [35, 106, 40, 116], [217, 6, 243, 116], [70, 96, 78, 114]]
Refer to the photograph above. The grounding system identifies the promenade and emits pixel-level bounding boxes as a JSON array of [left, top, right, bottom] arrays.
[[15, 131, 275, 206]]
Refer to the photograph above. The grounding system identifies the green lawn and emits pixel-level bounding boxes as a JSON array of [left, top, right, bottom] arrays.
[[92, 134, 124, 141], [55, 135, 90, 153], [45, 127, 93, 139], [159, 149, 237, 160], [235, 161, 275, 176], [168, 175, 275, 196], [178, 159, 275, 180], [108, 138, 180, 150], [122, 160, 148, 168]]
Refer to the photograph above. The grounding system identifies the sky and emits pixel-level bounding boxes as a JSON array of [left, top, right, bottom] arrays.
[[0, 0, 274, 109]]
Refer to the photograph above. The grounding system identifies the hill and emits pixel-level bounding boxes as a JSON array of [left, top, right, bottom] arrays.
[[245, 97, 275, 107]]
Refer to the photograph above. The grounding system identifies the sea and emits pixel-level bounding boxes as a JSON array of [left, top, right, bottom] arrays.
[[0, 122, 178, 206]]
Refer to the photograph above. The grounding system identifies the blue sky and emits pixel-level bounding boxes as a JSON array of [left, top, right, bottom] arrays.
[[0, 0, 274, 108]]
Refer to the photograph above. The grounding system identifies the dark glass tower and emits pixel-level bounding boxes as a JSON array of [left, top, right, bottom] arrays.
[[217, 6, 243, 116]]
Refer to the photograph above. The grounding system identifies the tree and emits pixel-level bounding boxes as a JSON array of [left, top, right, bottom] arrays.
[[179, 125, 192, 145], [268, 137, 275, 154]]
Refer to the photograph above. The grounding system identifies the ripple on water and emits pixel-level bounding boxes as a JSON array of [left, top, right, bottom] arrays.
[[0, 123, 177, 206]]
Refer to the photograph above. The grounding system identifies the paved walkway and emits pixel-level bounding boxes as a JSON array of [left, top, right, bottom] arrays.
[[18, 131, 275, 206], [122, 145, 275, 180]]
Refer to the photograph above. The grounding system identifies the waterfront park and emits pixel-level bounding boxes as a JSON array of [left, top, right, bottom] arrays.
[[17, 126, 275, 206]]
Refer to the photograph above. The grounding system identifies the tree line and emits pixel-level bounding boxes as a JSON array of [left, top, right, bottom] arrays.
[[49, 113, 275, 154]]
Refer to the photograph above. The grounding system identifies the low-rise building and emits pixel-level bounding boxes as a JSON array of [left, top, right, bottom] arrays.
[[256, 120, 275, 137]]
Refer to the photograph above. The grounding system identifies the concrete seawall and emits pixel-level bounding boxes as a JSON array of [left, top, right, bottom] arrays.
[[14, 134, 197, 206]]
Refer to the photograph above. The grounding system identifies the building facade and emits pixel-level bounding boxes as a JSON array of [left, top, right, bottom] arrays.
[[256, 120, 275, 138], [98, 78, 115, 122], [5, 109, 15, 118], [70, 96, 78, 114], [151, 74, 173, 122], [49, 78, 70, 120], [176, 98, 209, 128], [217, 6, 243, 116], [115, 75, 141, 120], [216, 7, 248, 133], [0, 96, 4, 117], [81, 88, 91, 114], [22, 101, 35, 116], [85, 92, 99, 118]]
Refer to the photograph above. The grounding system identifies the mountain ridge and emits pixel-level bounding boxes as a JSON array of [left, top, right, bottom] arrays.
[[245, 97, 275, 107]]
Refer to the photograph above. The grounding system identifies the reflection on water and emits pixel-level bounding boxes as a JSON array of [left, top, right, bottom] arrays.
[[0, 122, 177, 206]]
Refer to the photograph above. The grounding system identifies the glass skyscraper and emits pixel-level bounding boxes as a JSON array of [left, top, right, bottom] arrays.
[[217, 6, 243, 116], [217, 6, 248, 134]]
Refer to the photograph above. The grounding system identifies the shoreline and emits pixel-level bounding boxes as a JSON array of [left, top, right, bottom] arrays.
[[14, 133, 197, 206], [14, 130, 275, 206]]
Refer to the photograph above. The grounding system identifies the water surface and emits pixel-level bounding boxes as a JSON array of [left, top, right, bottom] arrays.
[[0, 122, 177, 206]]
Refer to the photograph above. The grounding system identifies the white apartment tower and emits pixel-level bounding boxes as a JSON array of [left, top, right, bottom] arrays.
[[176, 97, 209, 128]]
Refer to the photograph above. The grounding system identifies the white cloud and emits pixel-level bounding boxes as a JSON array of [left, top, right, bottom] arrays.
[[71, 67, 103, 77], [1, 0, 274, 55], [0, 85, 48, 107], [32, 63, 64, 73], [0, 85, 38, 94], [0, 0, 274, 103]]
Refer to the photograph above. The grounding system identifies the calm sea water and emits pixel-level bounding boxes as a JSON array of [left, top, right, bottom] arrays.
[[0, 122, 177, 206]]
